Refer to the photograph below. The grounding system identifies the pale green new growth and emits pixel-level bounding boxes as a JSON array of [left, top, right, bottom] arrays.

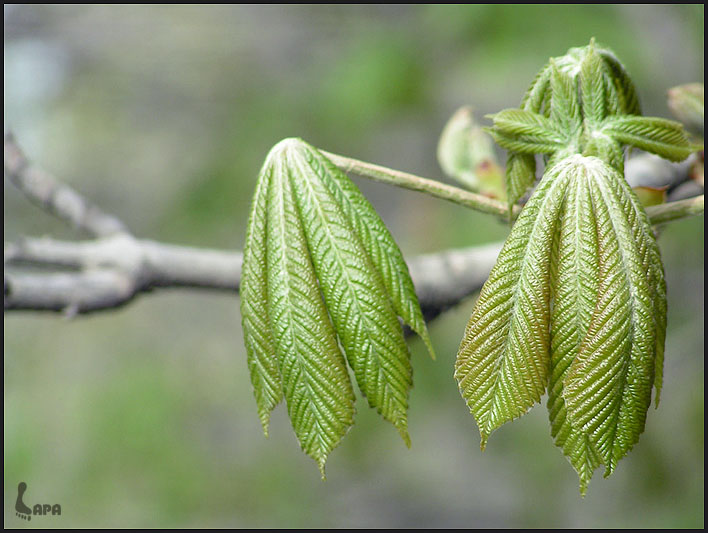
[[265, 146, 356, 475], [240, 164, 281, 435], [241, 138, 433, 471], [547, 166, 602, 496], [455, 160, 571, 447], [241, 39, 697, 490], [456, 40, 688, 493], [499, 39, 651, 212]]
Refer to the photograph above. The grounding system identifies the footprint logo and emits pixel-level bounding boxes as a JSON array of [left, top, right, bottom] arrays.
[[15, 482, 32, 521]]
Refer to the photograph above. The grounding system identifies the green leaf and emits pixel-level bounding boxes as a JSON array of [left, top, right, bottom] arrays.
[[548, 168, 602, 495], [668, 83, 704, 136], [455, 159, 571, 447], [466, 40, 673, 492], [598, 48, 641, 115], [504, 153, 537, 212], [306, 146, 435, 360], [487, 128, 563, 156], [580, 43, 606, 124], [503, 64, 552, 209], [549, 62, 582, 137], [489, 109, 565, 143], [437, 106, 506, 198], [604, 116, 696, 161], [583, 136, 624, 173], [286, 142, 414, 443], [241, 160, 282, 435], [265, 142, 356, 474], [437, 106, 479, 186], [562, 159, 658, 475], [609, 175, 667, 408], [521, 63, 552, 113], [241, 137, 432, 470]]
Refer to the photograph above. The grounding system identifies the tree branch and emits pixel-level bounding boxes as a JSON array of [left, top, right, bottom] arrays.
[[4, 133, 703, 317], [4, 236, 500, 315], [4, 131, 129, 237]]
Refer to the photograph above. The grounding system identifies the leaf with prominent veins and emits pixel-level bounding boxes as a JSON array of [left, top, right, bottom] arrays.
[[287, 143, 413, 444], [487, 129, 563, 156], [489, 109, 566, 144], [306, 146, 434, 359], [265, 146, 356, 474], [453, 40, 686, 493], [604, 171, 667, 407], [521, 64, 552, 112], [549, 62, 582, 137], [580, 44, 606, 125], [598, 48, 641, 115], [241, 161, 281, 435], [563, 159, 657, 475], [503, 64, 553, 210], [603, 116, 697, 162], [504, 153, 537, 212], [548, 166, 602, 495], [455, 158, 572, 447], [241, 137, 432, 470]]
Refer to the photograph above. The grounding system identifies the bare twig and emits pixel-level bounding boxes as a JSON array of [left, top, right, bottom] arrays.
[[4, 133, 704, 316], [4, 132, 129, 237], [4, 237, 499, 314]]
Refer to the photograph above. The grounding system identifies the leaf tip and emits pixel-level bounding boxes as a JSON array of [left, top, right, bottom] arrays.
[[399, 428, 412, 449], [318, 460, 327, 481], [259, 412, 272, 439], [479, 432, 489, 452], [422, 334, 437, 361]]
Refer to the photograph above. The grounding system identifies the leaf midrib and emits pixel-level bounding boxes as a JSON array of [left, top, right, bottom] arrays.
[[483, 170, 568, 431], [273, 163, 330, 457], [290, 151, 406, 422]]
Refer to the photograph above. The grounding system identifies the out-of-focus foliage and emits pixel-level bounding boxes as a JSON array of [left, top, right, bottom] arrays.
[[437, 106, 506, 199], [668, 83, 704, 138], [4, 4, 704, 528]]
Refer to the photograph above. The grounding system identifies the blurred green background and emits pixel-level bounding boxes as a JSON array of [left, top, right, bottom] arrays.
[[4, 5, 703, 528]]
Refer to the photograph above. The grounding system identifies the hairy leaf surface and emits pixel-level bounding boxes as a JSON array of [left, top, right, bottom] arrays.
[[549, 63, 582, 136], [598, 48, 641, 115], [580, 44, 606, 125], [458, 40, 683, 493], [603, 116, 696, 161], [503, 63, 552, 209], [490, 109, 565, 143], [605, 170, 667, 407], [487, 129, 563, 155], [504, 153, 537, 212]]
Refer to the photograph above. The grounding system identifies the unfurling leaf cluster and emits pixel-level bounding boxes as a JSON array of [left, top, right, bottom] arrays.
[[240, 138, 433, 475], [491, 40, 698, 211], [455, 40, 695, 494]]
